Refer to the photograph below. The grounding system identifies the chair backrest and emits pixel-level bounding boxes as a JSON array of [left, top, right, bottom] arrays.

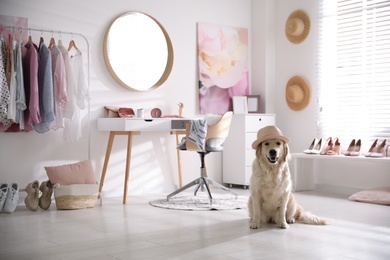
[[205, 111, 233, 141], [185, 111, 233, 152]]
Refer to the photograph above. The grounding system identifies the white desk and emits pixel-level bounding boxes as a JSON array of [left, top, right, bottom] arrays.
[[97, 118, 194, 203]]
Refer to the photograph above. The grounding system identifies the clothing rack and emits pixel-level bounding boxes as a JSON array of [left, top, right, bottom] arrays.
[[1, 25, 91, 160]]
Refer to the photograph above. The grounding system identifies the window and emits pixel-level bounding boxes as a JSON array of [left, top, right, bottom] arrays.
[[317, 0, 390, 151]]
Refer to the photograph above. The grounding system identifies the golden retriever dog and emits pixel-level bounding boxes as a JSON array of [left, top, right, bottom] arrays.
[[248, 126, 329, 229]]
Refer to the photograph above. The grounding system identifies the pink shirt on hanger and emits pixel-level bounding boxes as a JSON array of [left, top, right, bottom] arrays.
[[22, 39, 40, 132], [49, 44, 67, 130]]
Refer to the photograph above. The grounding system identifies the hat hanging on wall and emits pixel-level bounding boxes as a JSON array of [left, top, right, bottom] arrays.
[[285, 10, 310, 44], [285, 76, 311, 111]]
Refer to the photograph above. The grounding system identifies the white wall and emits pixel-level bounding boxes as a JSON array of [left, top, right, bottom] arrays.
[[251, 0, 276, 113], [274, 0, 318, 153], [0, 0, 253, 198]]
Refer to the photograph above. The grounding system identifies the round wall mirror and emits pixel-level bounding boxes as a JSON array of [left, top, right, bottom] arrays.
[[103, 12, 174, 91]]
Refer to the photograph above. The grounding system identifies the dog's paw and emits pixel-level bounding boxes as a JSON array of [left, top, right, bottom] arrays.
[[287, 218, 295, 224], [278, 222, 289, 229], [250, 220, 261, 229]]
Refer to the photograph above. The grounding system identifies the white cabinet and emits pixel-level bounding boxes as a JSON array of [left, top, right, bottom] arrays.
[[223, 114, 275, 188]]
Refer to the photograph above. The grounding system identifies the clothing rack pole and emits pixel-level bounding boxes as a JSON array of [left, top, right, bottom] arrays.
[[1, 25, 91, 160]]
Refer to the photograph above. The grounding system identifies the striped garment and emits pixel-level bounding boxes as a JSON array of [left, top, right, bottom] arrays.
[[187, 119, 207, 151]]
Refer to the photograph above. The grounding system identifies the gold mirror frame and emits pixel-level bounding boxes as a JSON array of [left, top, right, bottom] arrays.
[[103, 12, 174, 91]]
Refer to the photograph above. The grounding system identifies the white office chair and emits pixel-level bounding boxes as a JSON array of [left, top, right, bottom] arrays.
[[167, 111, 237, 204]]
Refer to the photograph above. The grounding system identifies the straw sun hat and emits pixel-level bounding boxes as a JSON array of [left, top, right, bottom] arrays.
[[252, 125, 290, 149], [285, 9, 310, 44], [285, 76, 311, 111]]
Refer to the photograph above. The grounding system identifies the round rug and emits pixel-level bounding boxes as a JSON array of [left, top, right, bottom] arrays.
[[149, 194, 248, 211]]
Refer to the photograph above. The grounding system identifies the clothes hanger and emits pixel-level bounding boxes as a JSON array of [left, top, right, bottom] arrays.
[[39, 30, 44, 49], [8, 27, 15, 47], [48, 31, 55, 48], [18, 27, 23, 42], [39, 36, 44, 48], [68, 39, 78, 51], [11, 26, 15, 42], [57, 31, 62, 45], [28, 28, 32, 42], [49, 37, 55, 48]]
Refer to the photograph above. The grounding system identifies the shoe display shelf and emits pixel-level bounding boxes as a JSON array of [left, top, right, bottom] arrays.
[[290, 153, 390, 193]]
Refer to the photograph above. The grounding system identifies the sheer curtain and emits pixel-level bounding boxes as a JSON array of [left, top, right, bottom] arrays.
[[316, 0, 390, 152]]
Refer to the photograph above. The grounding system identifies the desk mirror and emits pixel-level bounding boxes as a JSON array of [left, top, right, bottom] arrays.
[[103, 12, 174, 91]]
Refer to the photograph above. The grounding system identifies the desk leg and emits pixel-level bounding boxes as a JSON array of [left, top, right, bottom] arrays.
[[123, 132, 134, 204], [175, 133, 183, 188], [99, 131, 116, 195]]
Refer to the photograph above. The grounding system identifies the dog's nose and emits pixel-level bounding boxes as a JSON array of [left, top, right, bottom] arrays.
[[269, 149, 277, 157]]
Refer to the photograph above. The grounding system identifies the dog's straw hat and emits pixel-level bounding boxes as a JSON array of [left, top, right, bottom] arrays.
[[285, 76, 311, 111], [285, 10, 310, 44], [252, 125, 290, 149]]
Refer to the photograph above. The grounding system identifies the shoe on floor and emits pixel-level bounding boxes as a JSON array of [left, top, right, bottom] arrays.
[[39, 180, 53, 210], [0, 183, 9, 212], [3, 183, 19, 213], [25, 180, 39, 211]]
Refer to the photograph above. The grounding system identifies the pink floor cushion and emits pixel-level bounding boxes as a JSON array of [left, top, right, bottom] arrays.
[[348, 187, 390, 205]]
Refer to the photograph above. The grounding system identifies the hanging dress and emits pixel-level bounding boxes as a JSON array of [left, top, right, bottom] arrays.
[[33, 42, 54, 133], [0, 35, 11, 126], [7, 38, 17, 122], [58, 40, 75, 119], [15, 39, 27, 130], [49, 43, 67, 130], [63, 48, 88, 142], [23, 38, 40, 132]]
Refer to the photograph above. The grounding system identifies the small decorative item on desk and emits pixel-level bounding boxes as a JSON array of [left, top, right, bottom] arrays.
[[137, 108, 144, 118], [104, 106, 120, 118], [178, 102, 184, 117], [160, 102, 185, 118], [118, 107, 135, 118], [151, 108, 162, 118]]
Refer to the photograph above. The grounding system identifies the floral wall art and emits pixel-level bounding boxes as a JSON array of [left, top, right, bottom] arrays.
[[197, 23, 249, 114]]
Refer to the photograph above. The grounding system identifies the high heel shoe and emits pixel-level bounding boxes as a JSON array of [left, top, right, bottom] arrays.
[[350, 139, 361, 156], [327, 137, 341, 155], [364, 139, 378, 157], [311, 138, 323, 154], [344, 139, 355, 156], [321, 137, 333, 155], [304, 138, 317, 154], [371, 139, 387, 158], [304, 138, 323, 154]]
